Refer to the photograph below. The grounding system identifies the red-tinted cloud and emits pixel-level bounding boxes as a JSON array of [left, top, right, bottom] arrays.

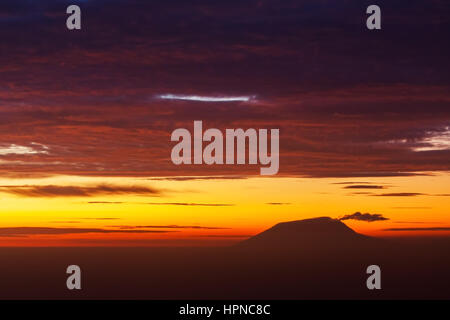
[[0, 184, 163, 197], [0, 0, 448, 178], [0, 227, 175, 237], [339, 212, 389, 222]]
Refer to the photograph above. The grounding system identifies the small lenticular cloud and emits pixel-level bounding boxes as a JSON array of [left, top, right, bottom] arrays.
[[339, 212, 389, 222], [157, 94, 255, 102]]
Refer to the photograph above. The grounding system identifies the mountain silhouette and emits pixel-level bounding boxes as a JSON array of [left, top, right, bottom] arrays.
[[238, 216, 378, 251], [1, 217, 450, 299]]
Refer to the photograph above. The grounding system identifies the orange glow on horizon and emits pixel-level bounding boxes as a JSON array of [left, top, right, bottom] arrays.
[[0, 172, 448, 246]]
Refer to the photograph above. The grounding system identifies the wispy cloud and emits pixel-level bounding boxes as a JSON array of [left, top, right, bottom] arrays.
[[392, 206, 432, 209], [393, 221, 428, 224], [339, 212, 389, 222], [78, 217, 121, 221], [0, 184, 162, 197], [85, 201, 234, 206], [374, 193, 449, 197], [87, 201, 124, 204], [343, 185, 386, 189], [0, 227, 176, 237], [332, 182, 373, 185], [144, 202, 234, 206], [50, 218, 120, 223], [413, 127, 450, 151], [147, 176, 248, 181], [266, 202, 292, 205], [157, 94, 255, 102], [110, 225, 230, 230], [373, 193, 425, 197], [348, 192, 374, 195], [384, 227, 450, 231], [49, 221, 81, 224], [197, 234, 252, 238], [0, 144, 49, 155]]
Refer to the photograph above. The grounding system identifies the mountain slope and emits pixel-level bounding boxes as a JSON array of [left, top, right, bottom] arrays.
[[238, 217, 378, 251]]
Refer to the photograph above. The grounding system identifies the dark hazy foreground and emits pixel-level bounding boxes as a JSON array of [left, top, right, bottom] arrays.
[[1, 218, 449, 299]]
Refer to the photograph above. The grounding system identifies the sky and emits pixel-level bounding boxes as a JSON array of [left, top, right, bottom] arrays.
[[0, 0, 449, 246]]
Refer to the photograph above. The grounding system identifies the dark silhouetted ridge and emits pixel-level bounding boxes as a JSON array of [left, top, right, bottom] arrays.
[[238, 217, 376, 251]]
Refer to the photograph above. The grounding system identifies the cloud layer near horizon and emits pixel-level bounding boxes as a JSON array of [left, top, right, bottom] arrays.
[[0, 227, 175, 237], [0, 184, 162, 197]]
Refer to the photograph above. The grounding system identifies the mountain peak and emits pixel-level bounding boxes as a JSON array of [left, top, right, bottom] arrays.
[[270, 217, 356, 234], [238, 216, 372, 250]]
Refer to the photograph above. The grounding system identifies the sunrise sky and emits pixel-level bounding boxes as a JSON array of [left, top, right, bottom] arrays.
[[0, 0, 449, 246]]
